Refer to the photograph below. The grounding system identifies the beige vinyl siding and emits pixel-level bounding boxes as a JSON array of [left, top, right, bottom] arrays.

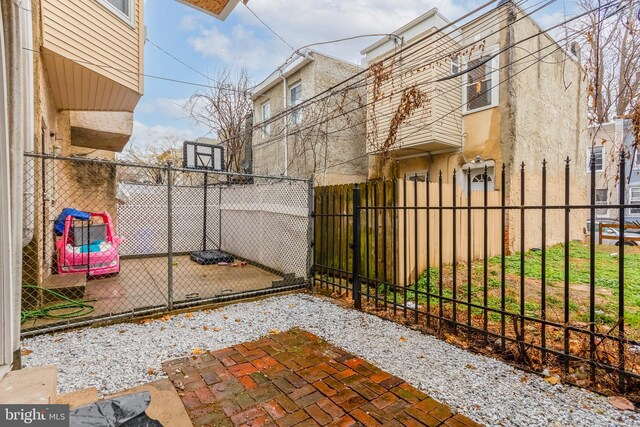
[[41, 0, 143, 94], [366, 30, 461, 153]]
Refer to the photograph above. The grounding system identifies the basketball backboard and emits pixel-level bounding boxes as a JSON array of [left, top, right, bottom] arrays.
[[183, 141, 225, 171]]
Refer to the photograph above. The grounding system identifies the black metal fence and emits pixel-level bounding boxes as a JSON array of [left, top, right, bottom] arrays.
[[21, 153, 313, 335], [314, 153, 640, 398]]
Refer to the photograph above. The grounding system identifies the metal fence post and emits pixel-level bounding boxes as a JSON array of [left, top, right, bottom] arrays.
[[307, 175, 315, 289], [167, 161, 174, 311], [352, 184, 362, 310]]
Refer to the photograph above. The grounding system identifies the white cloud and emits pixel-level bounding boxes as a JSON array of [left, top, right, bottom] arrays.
[[184, 0, 472, 77], [136, 97, 191, 120], [129, 121, 211, 150]]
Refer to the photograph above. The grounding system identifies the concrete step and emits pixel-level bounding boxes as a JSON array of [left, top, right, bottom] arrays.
[[0, 365, 57, 404], [53, 387, 99, 409]]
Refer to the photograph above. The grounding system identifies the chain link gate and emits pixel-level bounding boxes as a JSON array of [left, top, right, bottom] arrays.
[[20, 153, 313, 336]]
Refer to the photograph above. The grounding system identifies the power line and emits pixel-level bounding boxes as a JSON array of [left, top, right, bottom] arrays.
[[145, 37, 210, 80], [243, 3, 296, 51]]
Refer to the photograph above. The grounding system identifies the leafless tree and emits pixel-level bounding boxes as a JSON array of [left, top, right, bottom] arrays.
[[185, 67, 253, 173], [577, 0, 639, 126]]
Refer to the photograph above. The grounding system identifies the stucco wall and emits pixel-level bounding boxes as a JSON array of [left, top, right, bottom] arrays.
[[252, 52, 367, 186], [505, 5, 588, 249]]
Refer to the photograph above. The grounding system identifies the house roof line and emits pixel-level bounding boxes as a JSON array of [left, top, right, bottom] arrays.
[[360, 8, 453, 55]]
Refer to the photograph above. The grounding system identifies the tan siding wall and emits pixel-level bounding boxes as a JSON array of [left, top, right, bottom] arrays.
[[41, 0, 143, 93], [366, 30, 462, 153]]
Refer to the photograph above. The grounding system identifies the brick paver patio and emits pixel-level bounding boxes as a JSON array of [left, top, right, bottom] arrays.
[[162, 329, 481, 427]]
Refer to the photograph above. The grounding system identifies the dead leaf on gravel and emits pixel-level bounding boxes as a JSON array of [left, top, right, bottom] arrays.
[[465, 364, 477, 371], [119, 330, 126, 334], [608, 396, 636, 411], [223, 315, 229, 320], [544, 376, 561, 385], [185, 313, 193, 318], [399, 337, 408, 342], [203, 326, 208, 331], [213, 327, 222, 332], [148, 368, 157, 376], [20, 349, 32, 357], [192, 348, 204, 355], [269, 329, 281, 335]]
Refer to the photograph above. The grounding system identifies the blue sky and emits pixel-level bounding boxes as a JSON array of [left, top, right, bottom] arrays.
[[132, 0, 578, 147]]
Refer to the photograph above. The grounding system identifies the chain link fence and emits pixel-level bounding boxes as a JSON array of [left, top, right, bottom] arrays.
[[21, 153, 312, 335]]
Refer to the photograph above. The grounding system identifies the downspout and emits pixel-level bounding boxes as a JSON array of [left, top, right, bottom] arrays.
[[21, 0, 34, 247], [279, 69, 288, 177]]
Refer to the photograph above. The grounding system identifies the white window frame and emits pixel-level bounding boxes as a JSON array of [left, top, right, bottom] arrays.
[[451, 55, 460, 75], [629, 187, 640, 215], [289, 83, 302, 125], [634, 150, 640, 170], [587, 146, 605, 172], [594, 188, 609, 218], [261, 101, 271, 137], [461, 45, 500, 115], [96, 0, 135, 26]]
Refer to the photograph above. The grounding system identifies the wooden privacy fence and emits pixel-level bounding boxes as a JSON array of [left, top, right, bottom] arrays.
[[314, 179, 503, 286]]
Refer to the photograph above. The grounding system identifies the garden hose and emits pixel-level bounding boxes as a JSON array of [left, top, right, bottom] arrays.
[[21, 285, 96, 323]]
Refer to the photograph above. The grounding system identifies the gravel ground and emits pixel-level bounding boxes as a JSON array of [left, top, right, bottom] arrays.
[[22, 294, 639, 427]]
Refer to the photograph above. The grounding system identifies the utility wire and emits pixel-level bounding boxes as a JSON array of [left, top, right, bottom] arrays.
[[243, 2, 296, 51]]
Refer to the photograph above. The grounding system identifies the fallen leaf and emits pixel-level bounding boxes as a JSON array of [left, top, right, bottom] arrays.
[[192, 348, 204, 355], [269, 329, 281, 335], [399, 337, 408, 342], [235, 319, 241, 323], [20, 349, 32, 357], [203, 326, 209, 331], [544, 376, 561, 385], [148, 368, 157, 376], [465, 364, 477, 371], [224, 315, 229, 320], [185, 313, 193, 319], [119, 330, 126, 334], [213, 327, 222, 332], [608, 396, 636, 411]]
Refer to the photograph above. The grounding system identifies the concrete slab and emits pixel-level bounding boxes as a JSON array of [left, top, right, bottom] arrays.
[[22, 254, 283, 330], [0, 365, 57, 404], [54, 387, 99, 408], [107, 379, 191, 427]]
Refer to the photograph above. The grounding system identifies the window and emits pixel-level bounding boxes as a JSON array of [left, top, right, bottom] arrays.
[[462, 46, 499, 113], [97, 0, 133, 24], [261, 101, 271, 136], [595, 189, 608, 217], [469, 167, 495, 191], [451, 55, 460, 75], [635, 151, 640, 170], [290, 83, 302, 125], [630, 188, 640, 215], [587, 146, 604, 172]]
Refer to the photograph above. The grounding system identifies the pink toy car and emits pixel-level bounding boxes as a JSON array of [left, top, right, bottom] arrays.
[[56, 211, 122, 276]]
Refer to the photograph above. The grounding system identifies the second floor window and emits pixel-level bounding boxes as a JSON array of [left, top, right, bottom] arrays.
[[290, 83, 302, 125], [99, 0, 133, 23], [460, 46, 500, 113], [588, 146, 604, 172], [262, 102, 271, 136]]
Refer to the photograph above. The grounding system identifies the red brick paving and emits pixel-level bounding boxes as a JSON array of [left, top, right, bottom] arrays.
[[162, 329, 482, 427]]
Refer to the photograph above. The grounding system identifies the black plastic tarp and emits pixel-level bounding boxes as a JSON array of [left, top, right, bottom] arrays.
[[70, 392, 163, 427]]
